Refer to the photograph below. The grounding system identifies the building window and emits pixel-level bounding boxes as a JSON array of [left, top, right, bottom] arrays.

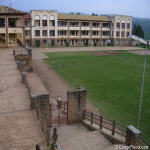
[[82, 22, 89, 27], [35, 30, 40, 37], [116, 31, 120, 37], [102, 23, 110, 28], [42, 30, 47, 36], [122, 23, 125, 29], [81, 31, 89, 36], [116, 22, 120, 29], [58, 30, 66, 36], [102, 31, 110, 36], [0, 18, 5, 27], [58, 21, 67, 26], [8, 18, 21, 27], [42, 20, 47, 26], [70, 22, 79, 27], [50, 30, 55, 36], [70, 31, 78, 36], [25, 20, 30, 27], [43, 40, 47, 44], [126, 32, 130, 37], [127, 23, 130, 29], [92, 23, 99, 28], [93, 31, 98, 36], [121, 31, 125, 37], [34, 20, 40, 26], [25, 30, 30, 37], [25, 40, 31, 46]]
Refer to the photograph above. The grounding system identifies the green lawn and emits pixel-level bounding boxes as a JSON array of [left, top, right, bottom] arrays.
[[44, 51, 150, 140]]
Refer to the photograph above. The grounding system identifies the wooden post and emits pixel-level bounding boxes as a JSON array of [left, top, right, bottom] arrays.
[[100, 115, 103, 129], [112, 120, 115, 135], [91, 112, 93, 125]]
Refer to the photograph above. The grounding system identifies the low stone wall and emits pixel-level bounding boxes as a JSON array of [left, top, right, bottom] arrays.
[[14, 52, 51, 145]]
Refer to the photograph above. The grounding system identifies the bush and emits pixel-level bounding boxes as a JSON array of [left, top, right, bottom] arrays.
[[51, 40, 55, 47], [66, 42, 70, 47], [107, 43, 111, 46], [135, 44, 140, 47], [84, 41, 88, 47], [94, 42, 97, 47]]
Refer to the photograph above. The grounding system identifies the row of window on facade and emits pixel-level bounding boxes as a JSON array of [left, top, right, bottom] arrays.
[[25, 20, 111, 28], [0, 18, 22, 27], [26, 39, 107, 45], [116, 31, 130, 37], [116, 22, 130, 29], [0, 18, 130, 30], [26, 30, 111, 37]]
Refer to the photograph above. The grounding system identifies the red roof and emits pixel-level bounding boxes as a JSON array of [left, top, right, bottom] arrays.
[[24, 13, 31, 19]]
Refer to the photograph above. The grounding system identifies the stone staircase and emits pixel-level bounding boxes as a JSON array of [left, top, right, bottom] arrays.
[[57, 124, 116, 150]]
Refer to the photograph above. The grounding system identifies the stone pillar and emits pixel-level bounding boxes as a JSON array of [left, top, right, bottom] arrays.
[[27, 48, 33, 72], [125, 125, 141, 146], [21, 72, 26, 84], [13, 50, 16, 55], [30, 93, 37, 109], [67, 88, 86, 124]]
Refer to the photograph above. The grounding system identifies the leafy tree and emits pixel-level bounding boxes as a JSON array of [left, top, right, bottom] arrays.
[[77, 12, 80, 15], [132, 23, 144, 38]]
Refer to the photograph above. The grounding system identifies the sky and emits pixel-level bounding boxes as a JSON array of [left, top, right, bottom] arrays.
[[0, 0, 150, 18]]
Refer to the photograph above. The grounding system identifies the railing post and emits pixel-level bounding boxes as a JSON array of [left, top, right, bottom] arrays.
[[100, 115, 103, 129], [112, 120, 115, 135], [91, 112, 93, 125]]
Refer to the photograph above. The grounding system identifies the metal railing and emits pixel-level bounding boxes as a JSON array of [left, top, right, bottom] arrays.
[[84, 111, 126, 137]]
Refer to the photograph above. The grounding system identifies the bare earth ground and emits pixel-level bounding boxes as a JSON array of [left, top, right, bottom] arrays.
[[128, 50, 150, 55], [0, 50, 47, 150]]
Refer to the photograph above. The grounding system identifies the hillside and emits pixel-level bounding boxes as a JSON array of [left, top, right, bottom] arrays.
[[133, 17, 150, 40]]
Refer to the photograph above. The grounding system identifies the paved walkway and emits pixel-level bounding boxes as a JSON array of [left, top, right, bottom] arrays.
[[0, 50, 47, 150]]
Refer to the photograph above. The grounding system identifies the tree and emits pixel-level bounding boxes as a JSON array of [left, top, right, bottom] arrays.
[[92, 13, 98, 16], [132, 23, 137, 34], [132, 23, 144, 38]]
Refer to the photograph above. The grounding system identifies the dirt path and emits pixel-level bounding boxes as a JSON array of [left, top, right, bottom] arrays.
[[0, 50, 47, 150], [32, 58, 99, 114]]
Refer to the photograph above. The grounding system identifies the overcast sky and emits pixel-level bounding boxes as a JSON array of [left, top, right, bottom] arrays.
[[0, 0, 150, 18]]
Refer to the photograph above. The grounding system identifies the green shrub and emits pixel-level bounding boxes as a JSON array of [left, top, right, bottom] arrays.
[[94, 42, 97, 47], [66, 42, 70, 47], [51, 40, 55, 47], [107, 43, 111, 46], [84, 41, 88, 47]]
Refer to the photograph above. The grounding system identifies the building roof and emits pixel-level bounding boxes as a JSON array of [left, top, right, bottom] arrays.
[[58, 14, 110, 22], [0, 6, 26, 15], [24, 13, 31, 19]]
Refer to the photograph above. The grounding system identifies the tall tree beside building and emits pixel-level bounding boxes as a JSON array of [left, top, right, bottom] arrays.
[[132, 23, 144, 38]]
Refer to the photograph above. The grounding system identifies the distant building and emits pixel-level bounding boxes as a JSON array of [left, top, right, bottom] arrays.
[[0, 6, 132, 48]]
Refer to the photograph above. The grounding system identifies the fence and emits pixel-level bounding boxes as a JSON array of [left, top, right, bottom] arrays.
[[84, 111, 150, 148], [84, 111, 126, 137]]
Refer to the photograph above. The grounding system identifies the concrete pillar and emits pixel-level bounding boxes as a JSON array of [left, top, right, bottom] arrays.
[[125, 125, 141, 146]]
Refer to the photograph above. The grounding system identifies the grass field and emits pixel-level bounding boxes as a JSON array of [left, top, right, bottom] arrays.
[[45, 51, 150, 140]]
